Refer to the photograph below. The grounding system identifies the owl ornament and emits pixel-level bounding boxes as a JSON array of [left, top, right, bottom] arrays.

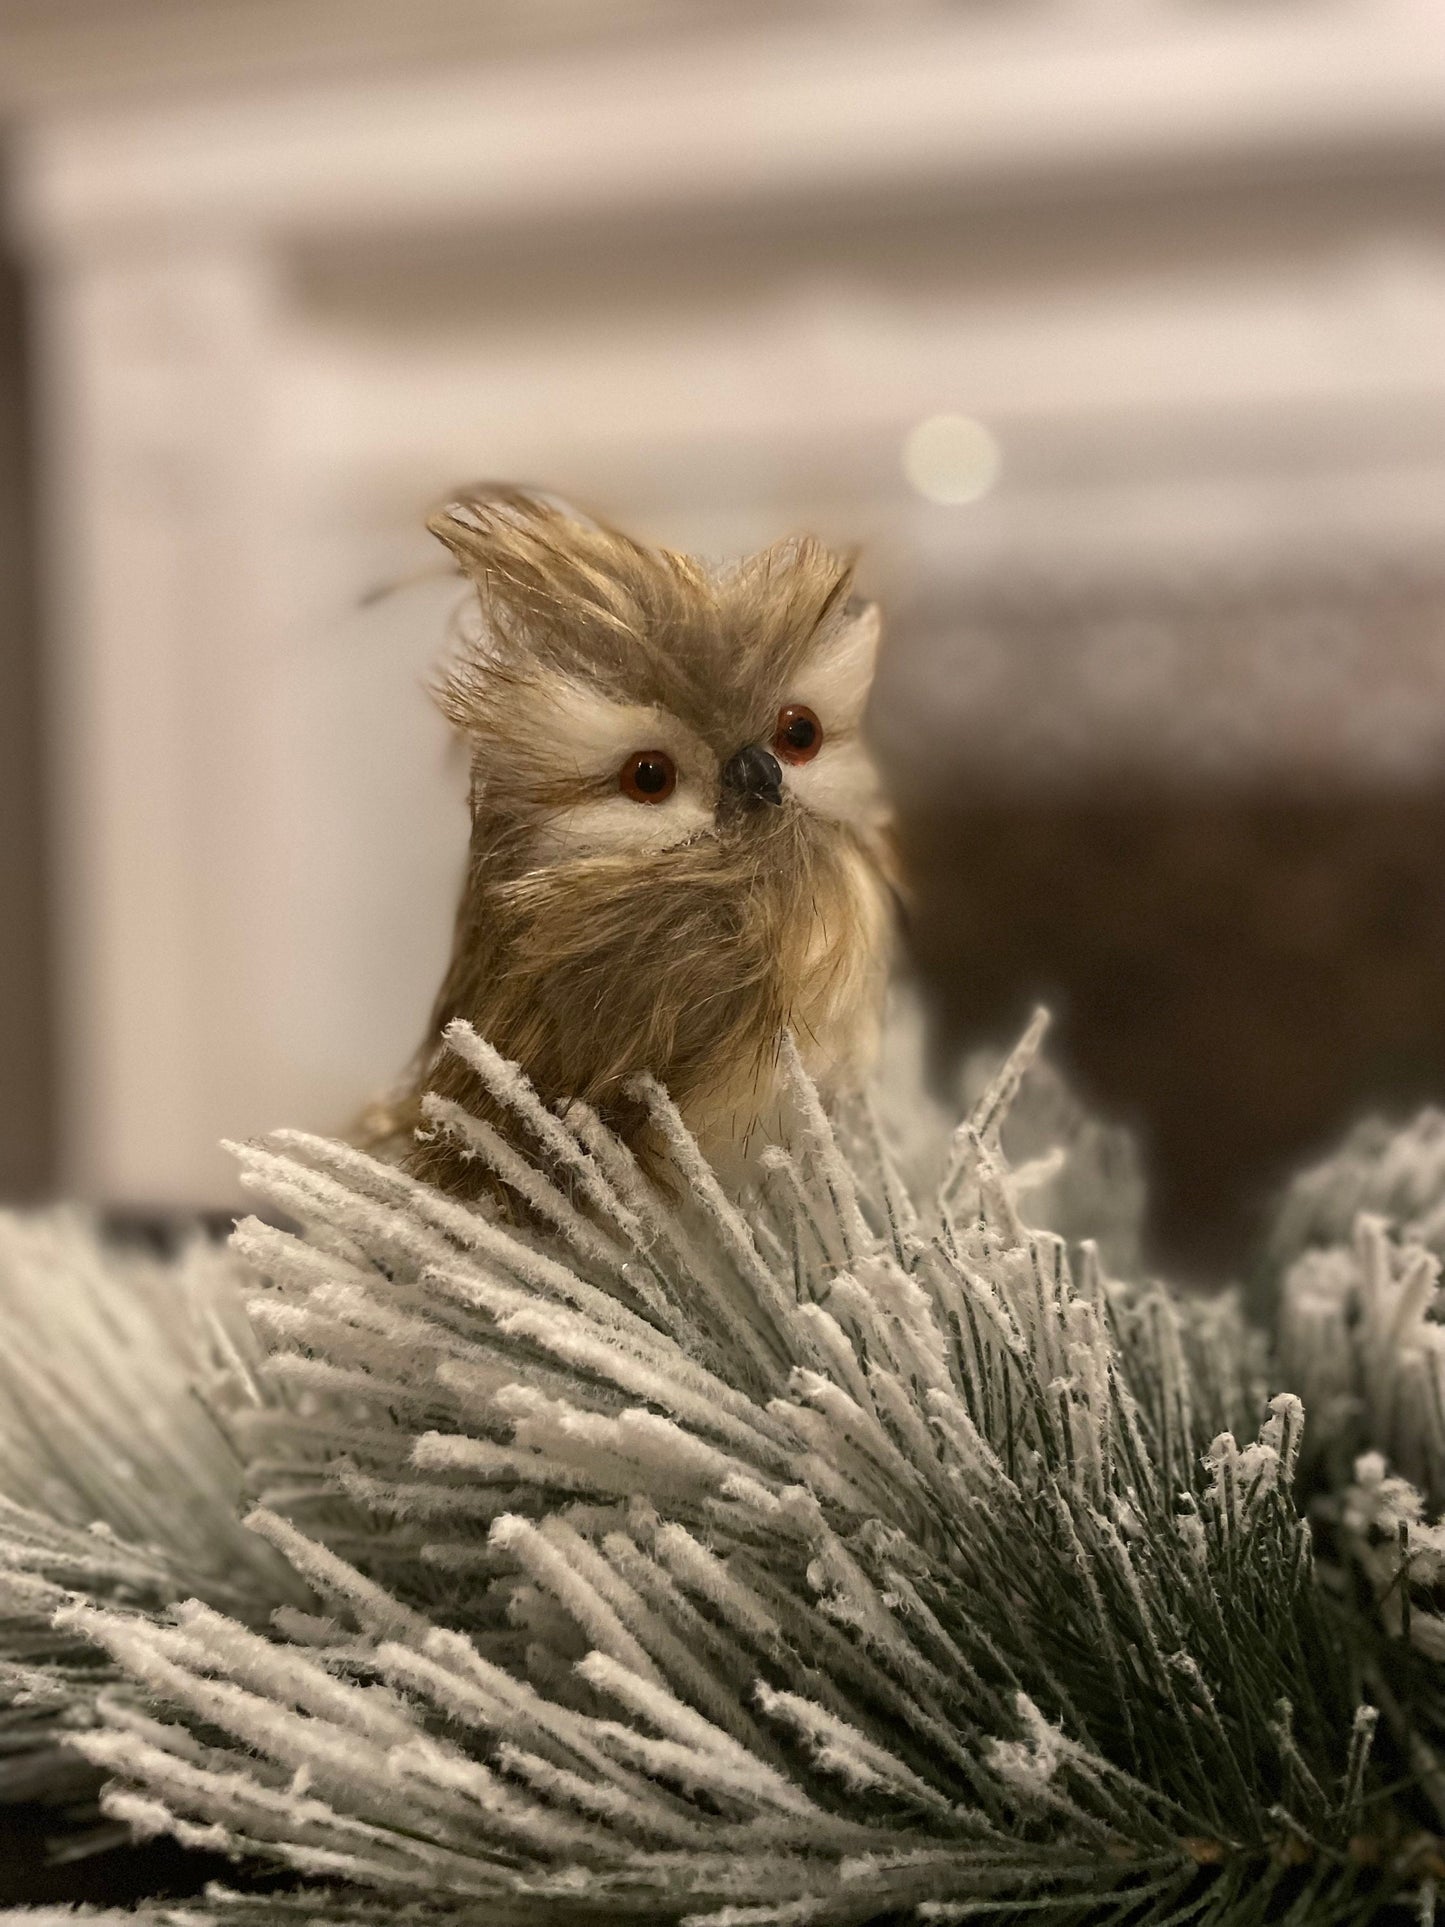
[[387, 488, 899, 1200]]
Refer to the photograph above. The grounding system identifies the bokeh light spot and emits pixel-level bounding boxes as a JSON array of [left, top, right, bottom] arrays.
[[902, 414, 1002, 505]]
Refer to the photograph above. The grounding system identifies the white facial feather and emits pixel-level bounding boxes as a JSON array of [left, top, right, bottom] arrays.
[[774, 603, 885, 832], [510, 675, 718, 865], [786, 603, 881, 734], [780, 736, 888, 833], [535, 788, 716, 863]]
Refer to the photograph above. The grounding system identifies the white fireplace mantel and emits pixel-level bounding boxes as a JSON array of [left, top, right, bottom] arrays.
[[7, 1, 1445, 1204]]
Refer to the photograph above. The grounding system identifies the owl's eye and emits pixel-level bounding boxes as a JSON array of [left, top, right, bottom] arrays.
[[619, 749, 677, 804], [773, 704, 823, 765]]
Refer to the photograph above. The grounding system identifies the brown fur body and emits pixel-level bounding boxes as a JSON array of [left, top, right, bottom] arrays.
[[377, 488, 897, 1198]]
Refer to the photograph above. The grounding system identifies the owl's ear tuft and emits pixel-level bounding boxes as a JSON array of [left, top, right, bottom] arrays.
[[426, 482, 670, 659], [427, 487, 599, 731], [795, 597, 882, 728], [427, 485, 593, 571]]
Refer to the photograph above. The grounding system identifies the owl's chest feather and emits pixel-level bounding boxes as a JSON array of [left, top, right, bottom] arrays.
[[683, 833, 895, 1150]]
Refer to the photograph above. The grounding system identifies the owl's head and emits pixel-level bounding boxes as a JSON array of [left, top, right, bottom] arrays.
[[428, 487, 889, 871]]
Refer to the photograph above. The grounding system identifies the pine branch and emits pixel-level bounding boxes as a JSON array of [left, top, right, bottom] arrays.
[[4, 1018, 1445, 1922]]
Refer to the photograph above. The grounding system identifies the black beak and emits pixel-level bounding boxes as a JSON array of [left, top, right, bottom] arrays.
[[721, 743, 784, 808]]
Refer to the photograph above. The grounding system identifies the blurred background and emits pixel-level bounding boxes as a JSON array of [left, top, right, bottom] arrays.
[[0, 0, 1443, 1279]]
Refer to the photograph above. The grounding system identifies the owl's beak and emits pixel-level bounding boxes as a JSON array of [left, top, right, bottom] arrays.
[[721, 744, 784, 808]]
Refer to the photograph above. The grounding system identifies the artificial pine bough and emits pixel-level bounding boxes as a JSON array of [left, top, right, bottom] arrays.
[[4, 1015, 1445, 1924]]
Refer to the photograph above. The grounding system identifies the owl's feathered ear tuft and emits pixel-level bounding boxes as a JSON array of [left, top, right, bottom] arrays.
[[427, 483, 707, 647], [720, 535, 858, 700], [427, 483, 606, 572], [794, 595, 882, 728], [428, 484, 716, 730]]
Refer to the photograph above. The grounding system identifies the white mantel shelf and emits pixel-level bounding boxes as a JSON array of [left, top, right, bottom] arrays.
[[10, 3, 1445, 252]]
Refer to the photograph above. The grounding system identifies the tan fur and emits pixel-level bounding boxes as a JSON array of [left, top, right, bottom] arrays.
[[376, 487, 898, 1198]]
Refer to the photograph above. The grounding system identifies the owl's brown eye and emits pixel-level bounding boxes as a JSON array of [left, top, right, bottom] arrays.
[[773, 704, 823, 765], [619, 749, 677, 803]]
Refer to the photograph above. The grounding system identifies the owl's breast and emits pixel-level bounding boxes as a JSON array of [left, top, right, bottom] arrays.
[[682, 825, 894, 1163], [413, 806, 896, 1187]]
